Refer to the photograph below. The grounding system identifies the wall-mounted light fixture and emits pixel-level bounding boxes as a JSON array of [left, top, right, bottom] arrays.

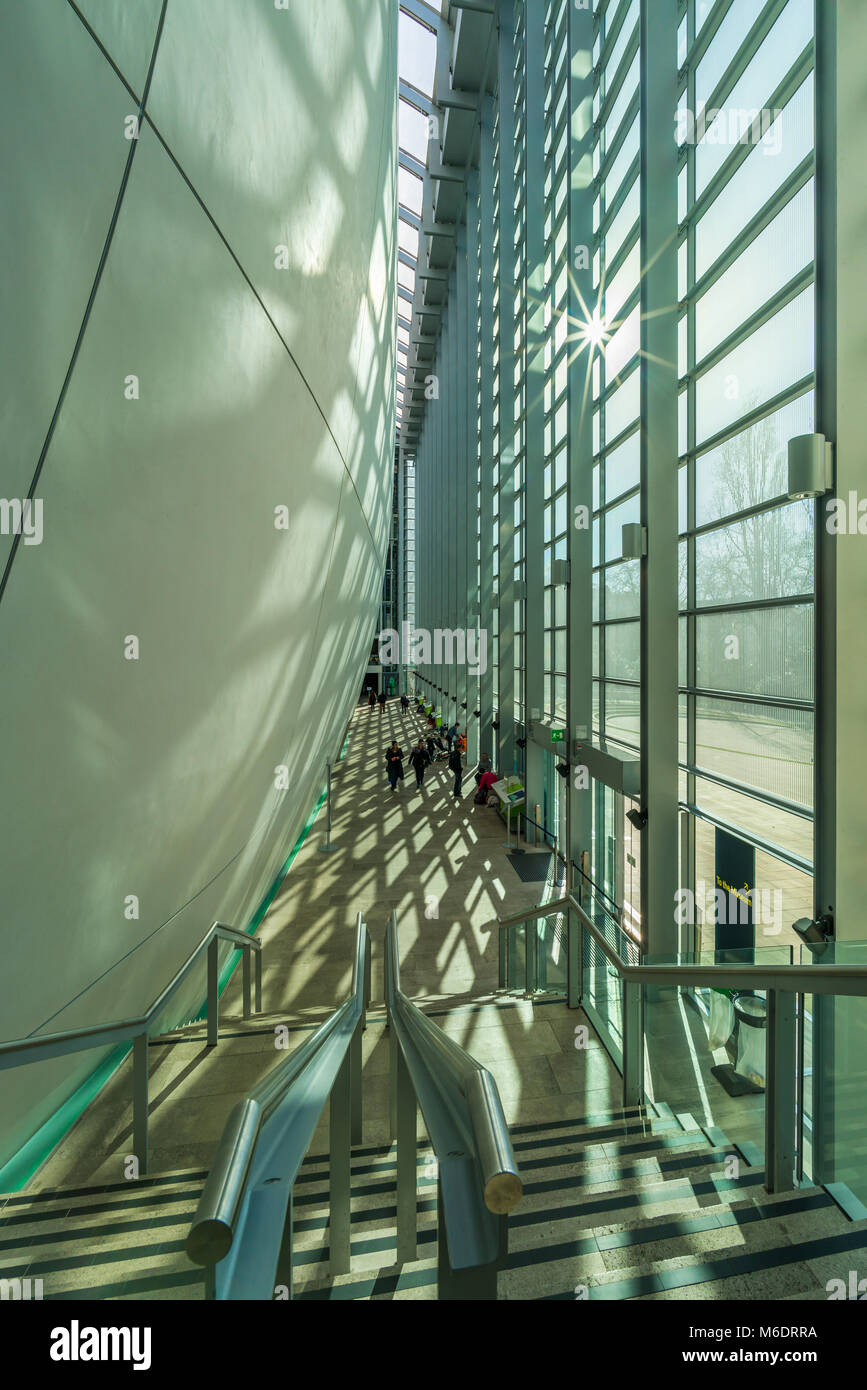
[[622, 523, 647, 559], [787, 434, 834, 500], [791, 912, 834, 956]]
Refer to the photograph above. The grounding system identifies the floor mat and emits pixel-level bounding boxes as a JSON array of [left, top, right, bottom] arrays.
[[508, 852, 553, 882]]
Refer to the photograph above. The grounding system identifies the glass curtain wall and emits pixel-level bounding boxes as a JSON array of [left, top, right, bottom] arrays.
[[411, 0, 820, 1041], [678, 0, 817, 961], [512, 8, 527, 730]]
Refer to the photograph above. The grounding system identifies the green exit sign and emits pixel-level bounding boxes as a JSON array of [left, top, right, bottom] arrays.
[[550, 729, 565, 743]]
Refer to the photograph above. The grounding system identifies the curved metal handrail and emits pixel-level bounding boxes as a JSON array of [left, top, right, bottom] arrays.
[[186, 913, 371, 1298], [385, 911, 521, 1294], [0, 922, 262, 1067]]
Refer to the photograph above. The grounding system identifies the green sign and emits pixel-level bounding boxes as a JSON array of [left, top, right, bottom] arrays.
[[550, 729, 565, 743]]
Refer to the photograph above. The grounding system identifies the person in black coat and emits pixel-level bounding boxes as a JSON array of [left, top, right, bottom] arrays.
[[449, 743, 464, 801], [385, 741, 404, 792], [408, 739, 431, 789]]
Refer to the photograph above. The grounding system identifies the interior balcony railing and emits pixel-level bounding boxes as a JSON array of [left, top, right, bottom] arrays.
[[496, 888, 867, 1208]]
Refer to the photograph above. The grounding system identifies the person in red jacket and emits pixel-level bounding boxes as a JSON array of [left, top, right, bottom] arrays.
[[476, 769, 499, 804]]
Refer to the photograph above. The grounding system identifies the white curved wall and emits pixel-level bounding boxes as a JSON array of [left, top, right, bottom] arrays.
[[0, 0, 396, 1169]]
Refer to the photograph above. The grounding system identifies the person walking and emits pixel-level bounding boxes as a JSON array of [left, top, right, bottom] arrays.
[[408, 739, 430, 789], [384, 741, 404, 792], [449, 741, 464, 802], [400, 693, 410, 713], [378, 690, 386, 713], [368, 689, 377, 709]]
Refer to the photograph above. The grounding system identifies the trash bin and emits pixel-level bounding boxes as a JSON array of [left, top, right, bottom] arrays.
[[732, 991, 767, 1089], [708, 989, 736, 1051]]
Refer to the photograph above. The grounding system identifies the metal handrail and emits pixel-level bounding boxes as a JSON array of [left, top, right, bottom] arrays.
[[497, 893, 867, 1194], [385, 910, 522, 1299], [0, 921, 263, 1174], [497, 893, 867, 997], [186, 913, 371, 1300], [0, 923, 262, 1066]]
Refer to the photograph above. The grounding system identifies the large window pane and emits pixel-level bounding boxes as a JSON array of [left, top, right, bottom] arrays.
[[695, 181, 814, 363], [695, 392, 814, 526], [695, 606, 814, 700], [696, 76, 814, 278], [695, 696, 813, 806], [695, 502, 813, 605], [606, 622, 641, 680], [696, 289, 814, 444]]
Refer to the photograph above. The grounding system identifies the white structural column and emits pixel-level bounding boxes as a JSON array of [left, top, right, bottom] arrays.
[[523, 0, 546, 815], [495, 0, 517, 776], [567, 0, 596, 888], [814, 0, 867, 1188], [478, 99, 497, 760], [826, 0, 866, 939], [457, 212, 471, 736], [638, 0, 679, 958], [465, 167, 482, 761]]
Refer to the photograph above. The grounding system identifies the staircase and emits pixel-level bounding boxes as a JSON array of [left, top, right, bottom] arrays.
[[288, 1103, 867, 1301], [3, 995, 866, 1301], [0, 1170, 207, 1300]]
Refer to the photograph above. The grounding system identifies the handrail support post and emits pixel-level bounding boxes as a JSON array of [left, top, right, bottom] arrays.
[[242, 949, 252, 1020], [567, 905, 582, 1009], [436, 1188, 502, 1299], [207, 938, 220, 1047], [330, 1050, 353, 1275], [525, 919, 538, 996], [622, 978, 644, 1109], [350, 1016, 363, 1146], [393, 1042, 417, 1264], [133, 1032, 149, 1177], [765, 988, 797, 1193]]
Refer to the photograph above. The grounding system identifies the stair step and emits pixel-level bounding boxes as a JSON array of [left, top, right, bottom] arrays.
[[534, 1220, 867, 1300]]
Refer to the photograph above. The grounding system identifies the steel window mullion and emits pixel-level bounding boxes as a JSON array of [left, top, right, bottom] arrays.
[[682, 803, 814, 877]]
